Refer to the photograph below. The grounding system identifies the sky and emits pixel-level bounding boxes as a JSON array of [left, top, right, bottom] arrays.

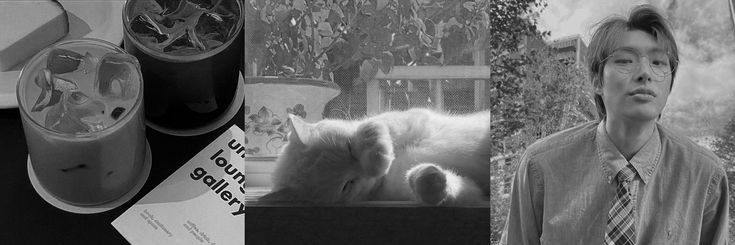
[[536, 0, 735, 109]]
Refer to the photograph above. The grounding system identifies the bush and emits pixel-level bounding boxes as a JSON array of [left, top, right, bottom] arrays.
[[727, 172, 735, 243], [490, 169, 510, 244]]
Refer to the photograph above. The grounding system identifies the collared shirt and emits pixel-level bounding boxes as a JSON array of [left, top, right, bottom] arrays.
[[500, 121, 729, 245]]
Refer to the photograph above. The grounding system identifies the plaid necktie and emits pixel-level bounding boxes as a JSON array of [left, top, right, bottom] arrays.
[[605, 164, 637, 245]]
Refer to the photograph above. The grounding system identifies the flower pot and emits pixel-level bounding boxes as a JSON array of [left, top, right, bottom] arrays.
[[243, 77, 341, 160]]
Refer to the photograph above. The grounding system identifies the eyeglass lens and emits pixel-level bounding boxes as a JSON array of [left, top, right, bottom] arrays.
[[608, 49, 673, 76]]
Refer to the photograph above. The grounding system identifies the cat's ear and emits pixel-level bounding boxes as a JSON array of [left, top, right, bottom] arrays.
[[288, 114, 313, 145]]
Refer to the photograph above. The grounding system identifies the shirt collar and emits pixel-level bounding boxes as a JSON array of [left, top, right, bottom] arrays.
[[595, 120, 662, 185]]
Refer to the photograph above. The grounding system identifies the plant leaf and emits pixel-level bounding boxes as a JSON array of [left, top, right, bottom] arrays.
[[317, 22, 333, 36], [293, 0, 306, 11], [357, 58, 379, 85], [462, 2, 476, 11], [421, 55, 441, 65], [419, 32, 432, 47], [377, 0, 388, 10]]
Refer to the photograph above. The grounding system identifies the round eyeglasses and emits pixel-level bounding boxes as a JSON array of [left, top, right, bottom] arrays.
[[602, 48, 678, 80]]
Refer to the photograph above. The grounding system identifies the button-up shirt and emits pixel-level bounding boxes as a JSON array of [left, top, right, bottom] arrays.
[[501, 121, 729, 245]]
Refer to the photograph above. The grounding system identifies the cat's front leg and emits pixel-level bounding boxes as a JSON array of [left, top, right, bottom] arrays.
[[354, 121, 395, 177], [406, 163, 484, 205]]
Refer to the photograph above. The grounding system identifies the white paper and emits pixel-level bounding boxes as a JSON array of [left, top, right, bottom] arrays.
[[113, 125, 245, 245]]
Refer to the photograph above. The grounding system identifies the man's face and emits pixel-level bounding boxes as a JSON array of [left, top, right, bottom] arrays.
[[597, 30, 673, 123]]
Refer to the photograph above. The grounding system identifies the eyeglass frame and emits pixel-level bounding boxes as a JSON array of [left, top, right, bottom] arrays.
[[600, 47, 679, 80]]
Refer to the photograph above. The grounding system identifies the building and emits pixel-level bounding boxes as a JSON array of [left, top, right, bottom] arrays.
[[519, 34, 549, 54], [518, 34, 588, 67], [547, 34, 588, 66]]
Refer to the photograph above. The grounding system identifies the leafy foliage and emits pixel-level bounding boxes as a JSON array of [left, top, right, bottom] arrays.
[[490, 47, 596, 243], [713, 114, 735, 170], [660, 97, 734, 138], [245, 0, 545, 83], [490, 163, 510, 244], [491, 47, 595, 156]]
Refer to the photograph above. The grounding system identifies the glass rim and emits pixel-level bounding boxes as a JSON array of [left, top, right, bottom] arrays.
[[121, 0, 244, 63], [16, 38, 145, 139]]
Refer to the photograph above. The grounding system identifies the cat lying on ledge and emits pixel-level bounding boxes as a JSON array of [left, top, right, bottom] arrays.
[[259, 108, 491, 205]]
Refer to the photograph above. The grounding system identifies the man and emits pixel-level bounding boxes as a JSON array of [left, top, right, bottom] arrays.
[[501, 5, 729, 245]]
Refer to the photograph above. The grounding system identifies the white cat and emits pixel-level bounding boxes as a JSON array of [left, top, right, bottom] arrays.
[[259, 108, 491, 205]]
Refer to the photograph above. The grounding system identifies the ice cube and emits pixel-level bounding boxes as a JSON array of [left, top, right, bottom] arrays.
[[80, 52, 99, 74], [46, 48, 83, 74], [70, 91, 105, 132], [46, 49, 98, 75], [194, 2, 238, 50], [137, 0, 164, 14], [163, 28, 205, 53], [67, 98, 106, 133], [211, 0, 239, 36], [154, 0, 184, 15], [163, 0, 200, 20], [44, 99, 69, 131], [130, 14, 169, 43], [186, 0, 222, 10], [52, 75, 79, 92], [30, 68, 62, 112], [95, 53, 140, 100], [68, 91, 89, 105], [153, 14, 178, 28], [44, 92, 107, 134], [194, 11, 228, 47]]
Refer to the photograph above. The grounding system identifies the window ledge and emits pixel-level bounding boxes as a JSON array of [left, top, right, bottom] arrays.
[[245, 188, 490, 244]]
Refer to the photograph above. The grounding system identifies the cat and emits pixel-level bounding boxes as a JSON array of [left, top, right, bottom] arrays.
[[259, 108, 491, 205]]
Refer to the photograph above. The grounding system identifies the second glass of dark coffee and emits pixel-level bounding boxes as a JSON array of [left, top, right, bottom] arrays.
[[122, 0, 243, 134]]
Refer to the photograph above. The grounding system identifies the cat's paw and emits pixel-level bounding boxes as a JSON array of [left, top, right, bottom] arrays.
[[407, 163, 449, 205], [355, 122, 394, 176]]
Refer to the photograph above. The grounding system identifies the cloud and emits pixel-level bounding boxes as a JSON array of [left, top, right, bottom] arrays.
[[670, 51, 735, 105], [539, 0, 650, 41]]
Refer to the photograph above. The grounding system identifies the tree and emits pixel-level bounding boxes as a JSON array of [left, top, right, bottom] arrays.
[[493, 47, 596, 155], [485, 1, 549, 243], [713, 114, 735, 170], [489, 47, 596, 244], [490, 162, 510, 244], [488, 0, 549, 156]]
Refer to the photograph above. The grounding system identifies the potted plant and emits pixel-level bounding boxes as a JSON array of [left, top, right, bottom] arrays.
[[241, 0, 493, 158]]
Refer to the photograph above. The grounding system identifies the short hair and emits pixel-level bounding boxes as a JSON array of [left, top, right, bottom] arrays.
[[585, 4, 679, 120]]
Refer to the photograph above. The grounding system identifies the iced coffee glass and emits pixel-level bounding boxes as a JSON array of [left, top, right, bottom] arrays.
[[17, 39, 146, 206], [122, 0, 243, 133]]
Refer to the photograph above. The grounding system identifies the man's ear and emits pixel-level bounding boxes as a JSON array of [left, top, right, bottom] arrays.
[[288, 114, 313, 145], [592, 77, 604, 95]]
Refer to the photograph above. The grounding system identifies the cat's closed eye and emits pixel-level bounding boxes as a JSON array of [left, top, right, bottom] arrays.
[[342, 179, 355, 193]]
